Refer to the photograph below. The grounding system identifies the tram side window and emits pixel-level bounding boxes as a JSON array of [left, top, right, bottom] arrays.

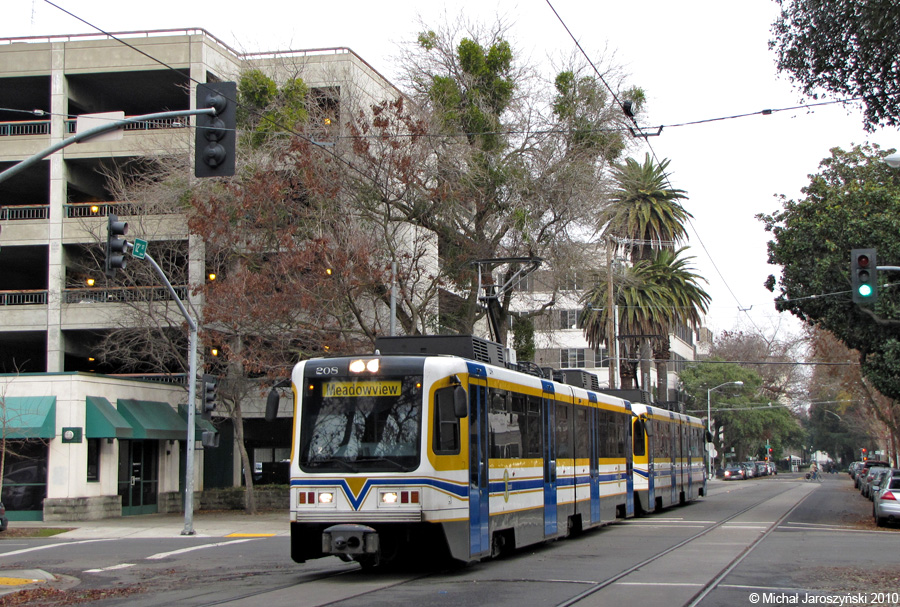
[[597, 410, 609, 458], [556, 404, 572, 459], [433, 386, 460, 454], [613, 414, 626, 458], [575, 408, 589, 457], [490, 391, 523, 459], [656, 421, 669, 459], [652, 421, 664, 458], [526, 396, 542, 457], [633, 418, 646, 457]]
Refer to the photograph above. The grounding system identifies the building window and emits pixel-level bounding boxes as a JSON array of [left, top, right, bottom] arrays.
[[562, 271, 584, 291], [594, 346, 609, 367], [87, 438, 100, 482], [558, 309, 582, 330], [560, 348, 586, 368], [673, 322, 694, 345], [671, 352, 688, 373]]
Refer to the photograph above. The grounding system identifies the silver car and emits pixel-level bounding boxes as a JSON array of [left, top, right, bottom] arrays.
[[873, 469, 900, 527]]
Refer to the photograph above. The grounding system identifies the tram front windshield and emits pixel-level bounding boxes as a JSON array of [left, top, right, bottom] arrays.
[[299, 375, 423, 473]]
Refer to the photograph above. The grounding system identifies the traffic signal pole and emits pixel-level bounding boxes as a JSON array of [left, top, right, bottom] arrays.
[[137, 246, 201, 535]]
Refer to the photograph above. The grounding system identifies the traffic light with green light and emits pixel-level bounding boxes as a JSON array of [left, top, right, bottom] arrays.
[[851, 248, 877, 304]]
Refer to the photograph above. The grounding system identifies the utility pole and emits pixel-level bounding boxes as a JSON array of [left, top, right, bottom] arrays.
[[606, 238, 617, 389]]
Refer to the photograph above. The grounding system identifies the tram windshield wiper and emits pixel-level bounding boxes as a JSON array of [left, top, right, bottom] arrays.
[[314, 457, 358, 472], [357, 457, 410, 471]]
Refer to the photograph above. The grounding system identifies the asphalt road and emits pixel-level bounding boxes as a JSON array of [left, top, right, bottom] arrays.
[[1, 472, 897, 607]]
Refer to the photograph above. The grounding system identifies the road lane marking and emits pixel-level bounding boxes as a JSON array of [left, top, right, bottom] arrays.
[[0, 539, 108, 559], [84, 563, 136, 573], [225, 533, 275, 537], [146, 538, 258, 560]]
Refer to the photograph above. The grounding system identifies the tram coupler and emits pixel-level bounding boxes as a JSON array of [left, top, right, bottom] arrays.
[[322, 524, 380, 557]]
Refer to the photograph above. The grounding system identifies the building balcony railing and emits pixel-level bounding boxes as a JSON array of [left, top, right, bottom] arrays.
[[64, 116, 190, 133], [64, 202, 181, 218], [0, 202, 183, 221], [0, 290, 49, 305], [0, 120, 50, 136], [0, 205, 49, 220], [64, 285, 188, 304], [0, 116, 189, 138]]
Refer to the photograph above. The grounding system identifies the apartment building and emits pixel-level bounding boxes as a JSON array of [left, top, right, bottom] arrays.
[[0, 29, 399, 519], [511, 265, 711, 409]]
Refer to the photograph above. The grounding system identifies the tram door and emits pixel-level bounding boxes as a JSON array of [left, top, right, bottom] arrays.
[[468, 383, 490, 558], [624, 406, 635, 517], [588, 407, 601, 524], [542, 383, 557, 537], [680, 423, 689, 498], [118, 440, 159, 516]]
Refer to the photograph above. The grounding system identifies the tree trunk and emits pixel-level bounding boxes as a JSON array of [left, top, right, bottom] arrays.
[[640, 339, 652, 395], [230, 395, 257, 514], [654, 337, 671, 406]]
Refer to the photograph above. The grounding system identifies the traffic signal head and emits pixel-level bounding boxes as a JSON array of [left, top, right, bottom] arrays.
[[195, 82, 236, 178], [851, 248, 878, 304], [105, 213, 129, 277], [201, 374, 218, 421]]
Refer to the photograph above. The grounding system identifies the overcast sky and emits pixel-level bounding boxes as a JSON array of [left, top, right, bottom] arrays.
[[4, 0, 898, 339]]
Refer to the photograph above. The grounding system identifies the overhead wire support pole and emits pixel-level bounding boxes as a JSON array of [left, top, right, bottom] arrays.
[[471, 257, 543, 344], [0, 108, 216, 185]]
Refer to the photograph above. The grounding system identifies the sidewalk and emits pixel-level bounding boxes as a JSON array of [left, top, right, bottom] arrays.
[[0, 510, 291, 596], [7, 509, 291, 540]]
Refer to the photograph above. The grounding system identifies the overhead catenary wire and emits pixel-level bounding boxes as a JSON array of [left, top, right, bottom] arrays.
[[32, 0, 895, 331]]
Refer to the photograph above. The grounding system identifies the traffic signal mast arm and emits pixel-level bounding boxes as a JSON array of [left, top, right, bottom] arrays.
[[0, 108, 217, 186]]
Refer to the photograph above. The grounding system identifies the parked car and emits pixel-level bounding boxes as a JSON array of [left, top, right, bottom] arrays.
[[856, 461, 890, 489], [867, 468, 890, 501], [849, 461, 863, 480], [861, 466, 889, 498], [723, 466, 745, 481], [741, 463, 755, 478], [873, 469, 900, 527], [755, 462, 769, 477]]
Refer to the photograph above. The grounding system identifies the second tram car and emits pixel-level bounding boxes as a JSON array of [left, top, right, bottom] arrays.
[[272, 336, 706, 567]]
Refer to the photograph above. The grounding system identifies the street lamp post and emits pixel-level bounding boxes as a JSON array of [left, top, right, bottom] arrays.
[[707, 381, 744, 479]]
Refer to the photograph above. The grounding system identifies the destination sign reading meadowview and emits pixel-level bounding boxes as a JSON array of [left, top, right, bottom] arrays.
[[323, 381, 402, 398]]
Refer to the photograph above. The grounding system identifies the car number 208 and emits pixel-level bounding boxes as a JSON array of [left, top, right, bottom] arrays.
[[314, 366, 339, 375]]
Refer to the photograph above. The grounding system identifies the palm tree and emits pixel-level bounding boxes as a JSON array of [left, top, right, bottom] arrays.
[[581, 261, 668, 390], [600, 153, 691, 260], [637, 248, 710, 402], [581, 249, 709, 394], [583, 154, 705, 399]]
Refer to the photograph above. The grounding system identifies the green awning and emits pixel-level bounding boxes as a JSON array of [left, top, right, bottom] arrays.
[[116, 399, 187, 440], [0, 396, 56, 439], [178, 404, 218, 436], [85, 396, 134, 439]]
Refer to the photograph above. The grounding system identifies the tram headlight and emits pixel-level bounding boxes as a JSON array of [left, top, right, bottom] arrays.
[[349, 358, 380, 374], [378, 489, 420, 506]]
